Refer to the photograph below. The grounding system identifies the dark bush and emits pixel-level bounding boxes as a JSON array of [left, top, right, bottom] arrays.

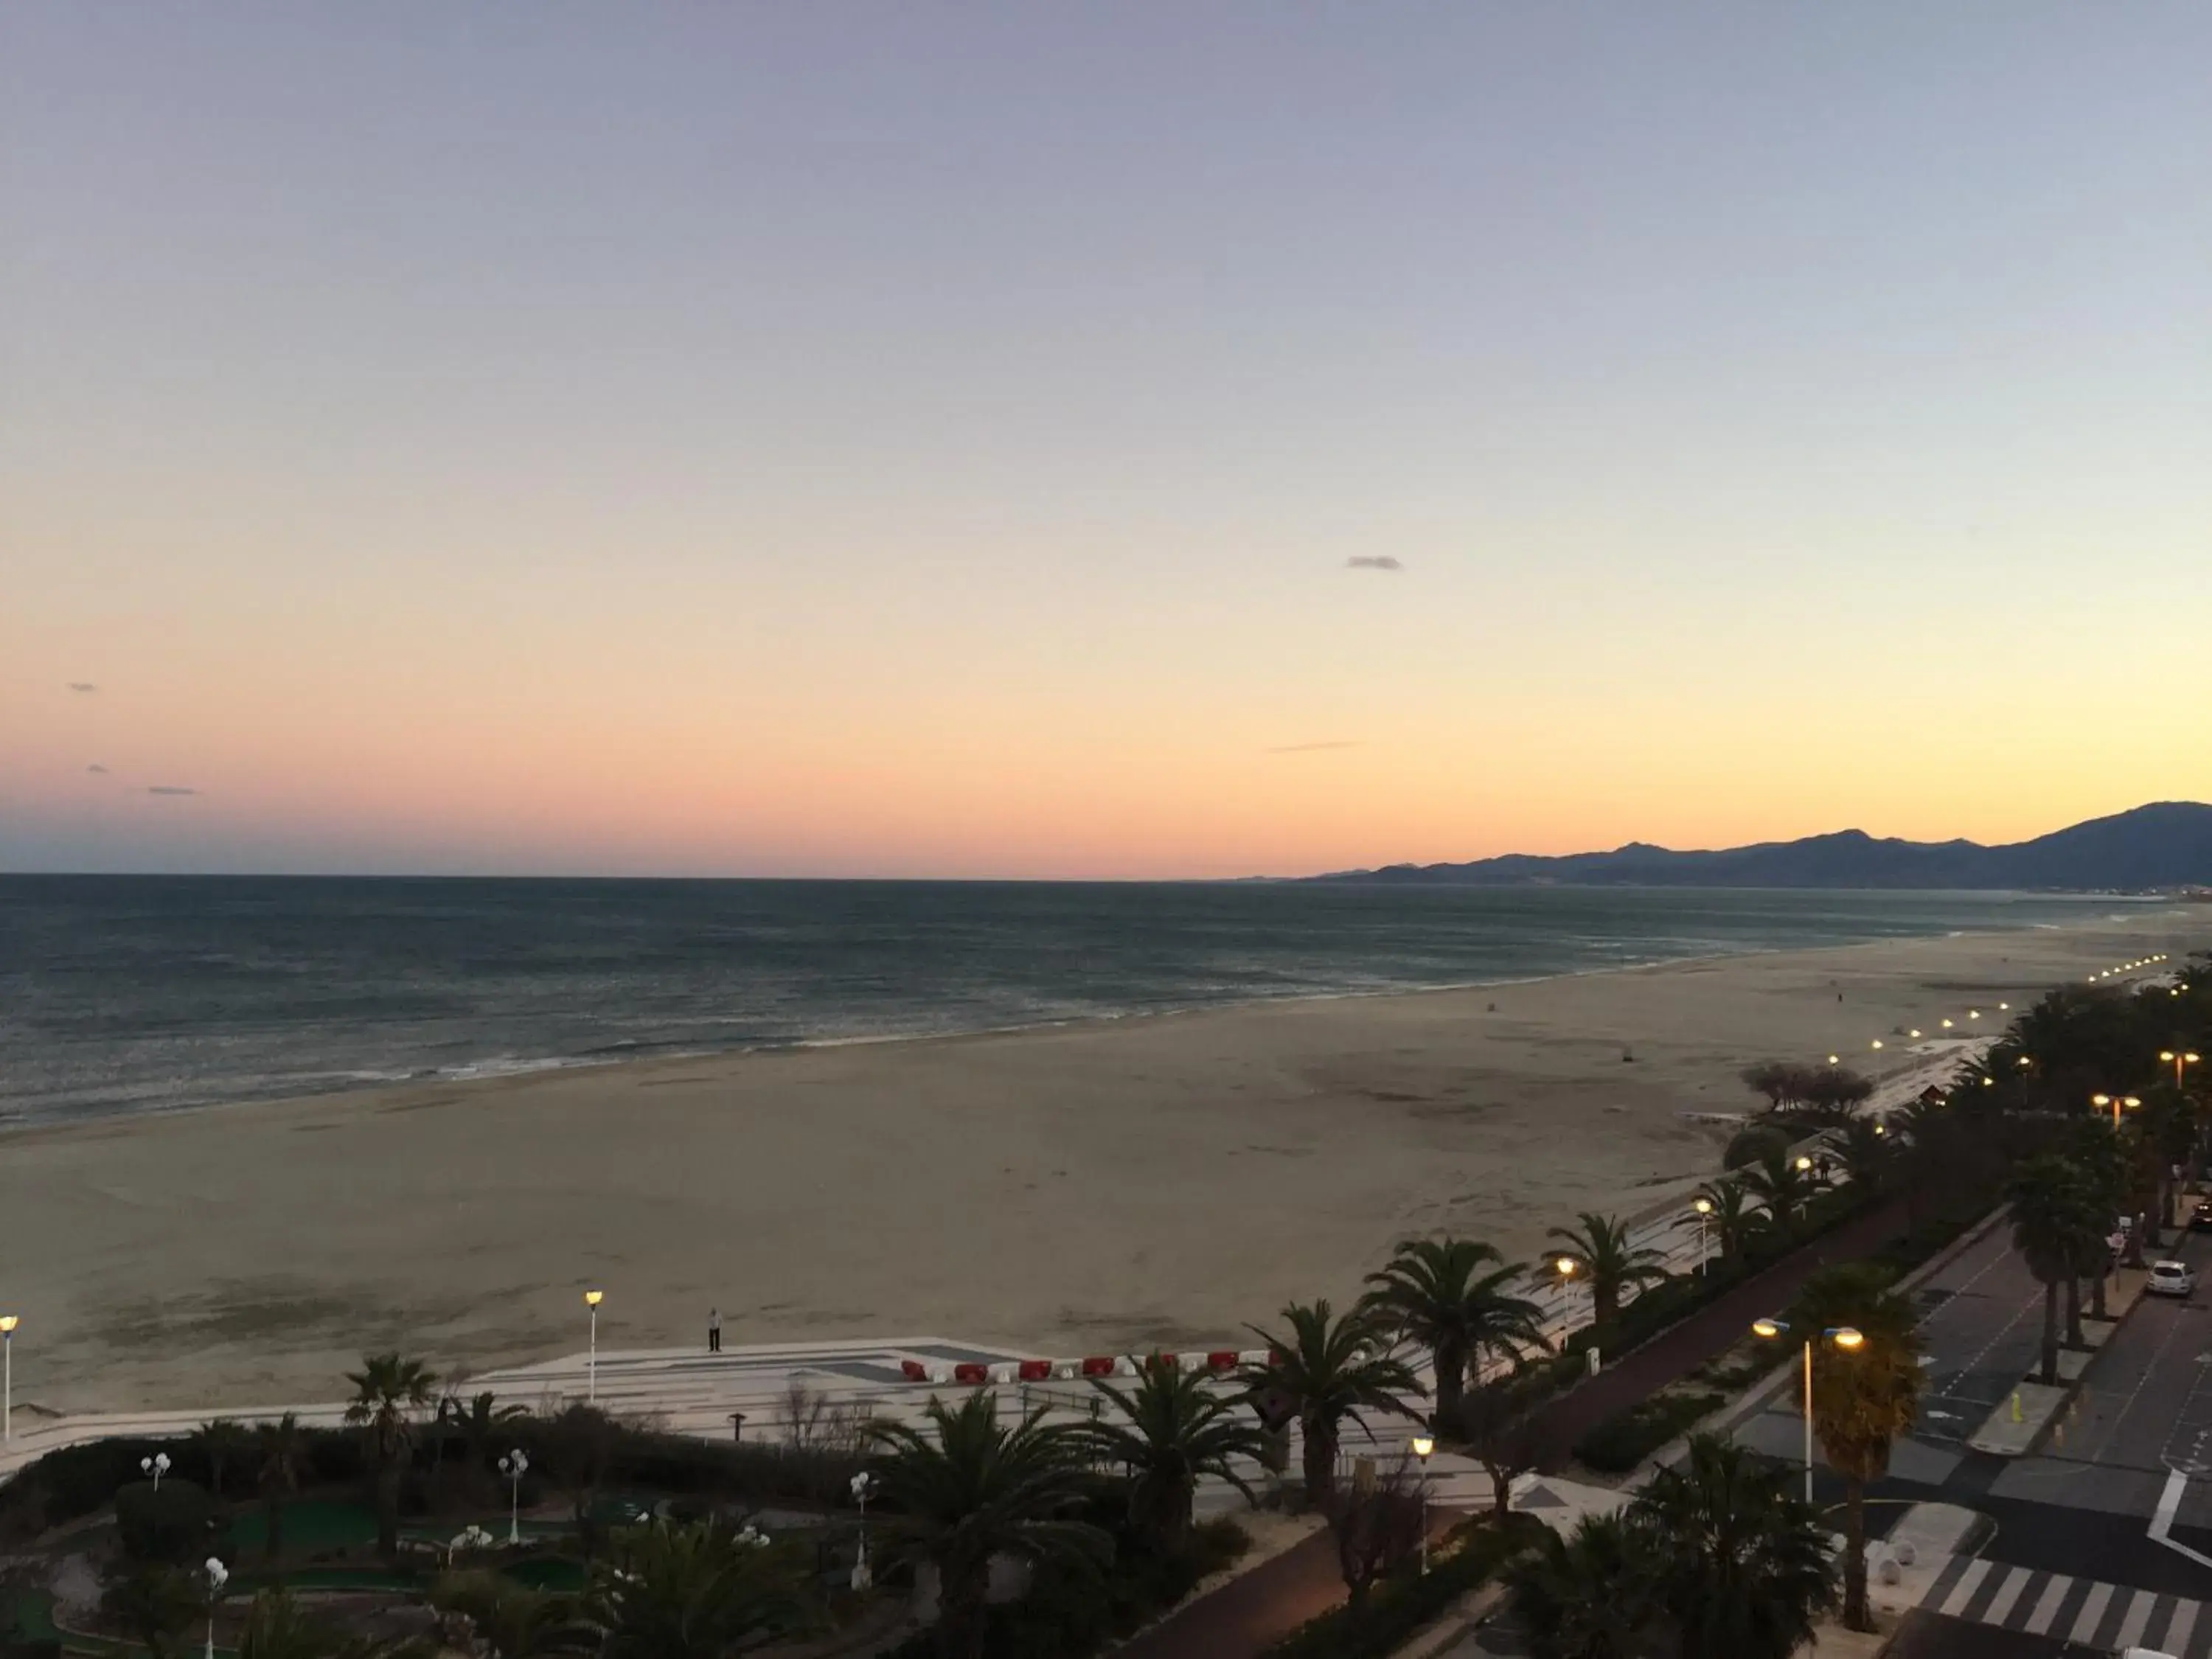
[[1572, 1391, 1725, 1475], [1266, 1514, 1544, 1658], [114, 1478, 218, 1565], [1724, 1123, 1792, 1170]]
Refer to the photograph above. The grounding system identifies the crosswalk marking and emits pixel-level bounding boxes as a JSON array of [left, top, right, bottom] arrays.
[[1937, 1557, 1993, 1616], [2169, 1596, 2202, 1655], [2070, 1580, 2116, 1644], [1980, 1565, 2033, 1626], [2117, 1587, 2157, 1649], [1920, 1560, 2212, 1658], [2021, 1571, 2071, 1635]]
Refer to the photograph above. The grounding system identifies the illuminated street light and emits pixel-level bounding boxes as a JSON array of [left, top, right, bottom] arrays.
[[0, 1315, 16, 1442], [585, 1290, 605, 1402], [1411, 1435, 1436, 1574], [2160, 1051, 2201, 1091], [1750, 1320, 1865, 1501]]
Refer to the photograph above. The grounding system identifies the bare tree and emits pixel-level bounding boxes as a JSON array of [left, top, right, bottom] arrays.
[[1326, 1455, 1427, 1612]]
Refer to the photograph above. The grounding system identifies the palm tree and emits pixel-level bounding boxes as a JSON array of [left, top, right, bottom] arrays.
[[1081, 1354, 1269, 1556], [1361, 1236, 1547, 1434], [1636, 1436, 1835, 1659], [2061, 1121, 2130, 1319], [1546, 1213, 1669, 1329], [2138, 1088, 2199, 1243], [1505, 1510, 1661, 1659], [441, 1389, 529, 1501], [580, 1519, 810, 1659], [344, 1352, 438, 1559], [866, 1394, 1111, 1659], [1736, 1147, 1823, 1240], [1835, 1118, 1892, 1196], [2008, 1156, 2097, 1384], [195, 1417, 254, 1503], [1794, 1265, 1924, 1632], [1694, 1178, 1764, 1267], [1240, 1299, 1421, 1510], [255, 1412, 307, 1561]]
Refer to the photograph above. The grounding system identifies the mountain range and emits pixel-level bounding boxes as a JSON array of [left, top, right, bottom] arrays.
[[1304, 802, 2212, 890]]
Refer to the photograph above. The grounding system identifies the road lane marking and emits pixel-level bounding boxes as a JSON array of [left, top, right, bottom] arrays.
[[2149, 1468, 2212, 1570]]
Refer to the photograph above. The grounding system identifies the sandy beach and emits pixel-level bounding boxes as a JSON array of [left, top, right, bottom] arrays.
[[3, 907, 2198, 1415]]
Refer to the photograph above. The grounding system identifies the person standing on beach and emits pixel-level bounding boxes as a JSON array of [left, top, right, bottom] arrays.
[[708, 1307, 722, 1354]]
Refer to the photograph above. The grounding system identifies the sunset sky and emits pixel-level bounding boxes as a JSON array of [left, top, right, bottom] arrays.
[[5, 6, 2208, 879]]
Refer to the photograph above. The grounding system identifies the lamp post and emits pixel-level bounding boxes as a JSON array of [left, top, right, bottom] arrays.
[[142, 1451, 171, 1492], [1691, 1199, 1713, 1275], [203, 1556, 228, 1659], [850, 1470, 876, 1590], [0, 1315, 16, 1442], [1411, 1435, 1435, 1576], [499, 1450, 529, 1545], [1751, 1318, 1862, 1503], [584, 1290, 604, 1402], [2163, 1051, 2202, 1092], [2093, 1093, 2142, 1132]]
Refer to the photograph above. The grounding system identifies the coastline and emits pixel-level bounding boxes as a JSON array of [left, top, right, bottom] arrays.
[[0, 908, 2196, 1416], [3, 890, 2168, 1134]]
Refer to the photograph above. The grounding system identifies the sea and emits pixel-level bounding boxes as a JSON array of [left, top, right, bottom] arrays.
[[0, 876, 2140, 1127]]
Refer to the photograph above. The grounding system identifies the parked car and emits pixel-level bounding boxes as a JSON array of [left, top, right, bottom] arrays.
[[2147, 1261, 2194, 1298], [2190, 1200, 2212, 1233]]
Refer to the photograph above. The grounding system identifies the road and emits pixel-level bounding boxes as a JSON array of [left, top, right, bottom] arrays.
[[1730, 1210, 2212, 1656]]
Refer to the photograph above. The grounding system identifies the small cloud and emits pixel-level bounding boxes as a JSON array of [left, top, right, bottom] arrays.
[[87, 763, 109, 774], [1266, 740, 1362, 754], [69, 682, 98, 692], [147, 785, 198, 796], [1346, 556, 1402, 571]]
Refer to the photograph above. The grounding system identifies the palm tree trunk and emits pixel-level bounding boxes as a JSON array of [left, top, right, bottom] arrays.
[[1433, 1340, 1465, 1438], [1843, 1478, 1871, 1632], [1489, 1462, 1512, 1526], [2091, 1259, 2110, 1319], [1594, 1284, 1618, 1329], [2063, 1272, 2084, 1349], [376, 1463, 400, 1557], [1302, 1421, 1338, 1511], [2039, 1279, 2059, 1385], [267, 1495, 284, 1561], [937, 1562, 990, 1659]]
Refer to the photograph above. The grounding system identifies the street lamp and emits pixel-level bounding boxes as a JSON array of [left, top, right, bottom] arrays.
[[1691, 1197, 1714, 1274], [499, 1450, 529, 1545], [0, 1315, 17, 1442], [142, 1452, 171, 1492], [2162, 1051, 2202, 1091], [1750, 1319, 1863, 1503], [1411, 1435, 1436, 1576], [584, 1290, 604, 1402], [851, 1470, 876, 1590], [203, 1557, 228, 1659], [1794, 1155, 1814, 1174], [2093, 1093, 2142, 1131]]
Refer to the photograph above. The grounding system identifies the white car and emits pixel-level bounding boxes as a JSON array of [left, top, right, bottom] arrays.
[[2146, 1261, 2194, 1298]]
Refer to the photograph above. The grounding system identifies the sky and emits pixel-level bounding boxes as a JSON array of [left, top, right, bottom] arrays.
[[4, 5, 2208, 880]]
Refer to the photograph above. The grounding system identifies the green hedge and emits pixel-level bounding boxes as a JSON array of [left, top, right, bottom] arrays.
[[1571, 1390, 1725, 1474], [114, 1478, 218, 1565], [1265, 1514, 1545, 1659]]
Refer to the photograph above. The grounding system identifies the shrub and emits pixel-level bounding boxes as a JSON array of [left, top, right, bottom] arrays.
[[1572, 1391, 1725, 1475], [114, 1478, 218, 1565], [1265, 1514, 1545, 1658], [1725, 1124, 1792, 1170]]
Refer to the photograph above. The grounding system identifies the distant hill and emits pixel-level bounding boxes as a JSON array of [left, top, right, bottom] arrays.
[[1304, 802, 2212, 890]]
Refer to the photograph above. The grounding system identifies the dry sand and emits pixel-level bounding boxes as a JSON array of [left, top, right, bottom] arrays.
[[3, 906, 2199, 1414]]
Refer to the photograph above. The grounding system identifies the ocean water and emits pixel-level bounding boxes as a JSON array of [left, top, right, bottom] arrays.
[[0, 876, 2131, 1126]]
